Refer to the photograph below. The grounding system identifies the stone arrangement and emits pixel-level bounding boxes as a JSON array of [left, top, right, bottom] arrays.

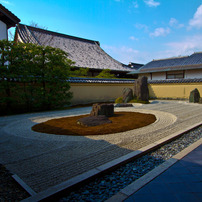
[[134, 76, 149, 102], [77, 103, 114, 127], [122, 88, 133, 103], [90, 103, 114, 117], [77, 115, 112, 127], [115, 103, 133, 107], [189, 88, 200, 103]]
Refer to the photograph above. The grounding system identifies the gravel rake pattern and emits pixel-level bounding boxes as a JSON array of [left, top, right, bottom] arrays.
[[59, 125, 202, 202]]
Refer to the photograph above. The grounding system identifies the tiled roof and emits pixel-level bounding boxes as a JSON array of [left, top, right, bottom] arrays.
[[69, 77, 134, 83], [15, 24, 131, 72], [68, 77, 202, 84], [127, 62, 144, 70], [0, 4, 20, 28], [148, 78, 202, 84], [130, 52, 202, 74]]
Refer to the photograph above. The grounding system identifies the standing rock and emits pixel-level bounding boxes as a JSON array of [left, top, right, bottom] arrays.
[[134, 76, 149, 102], [90, 103, 114, 117], [189, 88, 200, 103], [122, 88, 133, 103]]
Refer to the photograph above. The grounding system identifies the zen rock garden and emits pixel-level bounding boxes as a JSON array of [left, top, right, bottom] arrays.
[[32, 76, 155, 136], [77, 103, 114, 127], [115, 76, 149, 106], [77, 76, 150, 127]]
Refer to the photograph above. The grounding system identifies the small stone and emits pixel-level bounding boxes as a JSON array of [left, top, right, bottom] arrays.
[[122, 88, 133, 103]]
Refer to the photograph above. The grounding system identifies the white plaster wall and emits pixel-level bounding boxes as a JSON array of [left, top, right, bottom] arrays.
[[185, 69, 202, 79], [0, 21, 7, 40], [140, 70, 202, 80], [140, 72, 166, 80], [139, 73, 151, 80], [152, 72, 166, 80]]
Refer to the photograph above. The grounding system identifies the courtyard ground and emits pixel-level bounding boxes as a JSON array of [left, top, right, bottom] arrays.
[[0, 100, 201, 198]]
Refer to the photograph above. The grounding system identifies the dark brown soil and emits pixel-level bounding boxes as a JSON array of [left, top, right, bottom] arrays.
[[32, 112, 156, 136]]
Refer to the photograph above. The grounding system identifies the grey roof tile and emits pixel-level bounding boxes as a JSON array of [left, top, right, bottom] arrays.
[[15, 24, 131, 72], [68, 77, 134, 83], [130, 52, 202, 74], [148, 78, 202, 84], [0, 4, 20, 28]]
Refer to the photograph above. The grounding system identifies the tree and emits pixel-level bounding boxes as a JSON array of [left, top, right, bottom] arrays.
[[32, 45, 73, 110], [96, 69, 116, 79], [69, 67, 89, 77], [0, 40, 17, 112], [0, 40, 73, 114]]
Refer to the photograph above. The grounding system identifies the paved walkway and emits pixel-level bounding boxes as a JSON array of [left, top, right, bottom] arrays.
[[125, 144, 202, 202], [0, 100, 202, 193]]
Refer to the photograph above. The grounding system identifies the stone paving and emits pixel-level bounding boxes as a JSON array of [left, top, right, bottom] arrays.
[[0, 100, 202, 193], [125, 144, 202, 202]]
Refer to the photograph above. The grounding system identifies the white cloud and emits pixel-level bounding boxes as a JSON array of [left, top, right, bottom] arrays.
[[143, 35, 202, 62], [103, 45, 147, 64], [0, 0, 12, 5], [169, 18, 184, 28], [132, 1, 139, 8], [150, 27, 170, 37], [169, 18, 178, 27], [165, 34, 202, 56], [144, 0, 160, 7], [129, 36, 138, 41], [135, 23, 149, 32], [189, 4, 202, 29]]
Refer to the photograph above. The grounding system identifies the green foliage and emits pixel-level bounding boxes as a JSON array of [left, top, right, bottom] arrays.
[[129, 99, 150, 104], [115, 97, 123, 103], [0, 40, 73, 114], [114, 96, 150, 104], [96, 69, 116, 79], [70, 67, 89, 77]]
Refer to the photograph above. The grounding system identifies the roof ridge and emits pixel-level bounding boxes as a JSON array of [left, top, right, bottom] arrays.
[[0, 4, 20, 22], [192, 51, 202, 54], [18, 23, 100, 45], [152, 55, 189, 61]]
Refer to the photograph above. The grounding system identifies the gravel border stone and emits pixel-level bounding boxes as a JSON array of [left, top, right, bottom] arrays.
[[59, 125, 202, 202]]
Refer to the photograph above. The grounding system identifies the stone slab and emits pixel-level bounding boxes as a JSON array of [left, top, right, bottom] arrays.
[[107, 138, 202, 202]]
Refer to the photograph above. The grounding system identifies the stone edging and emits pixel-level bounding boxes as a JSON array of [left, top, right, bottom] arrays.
[[106, 137, 202, 202], [21, 121, 202, 202]]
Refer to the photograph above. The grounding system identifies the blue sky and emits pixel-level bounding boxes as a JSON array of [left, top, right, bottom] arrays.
[[1, 0, 202, 64]]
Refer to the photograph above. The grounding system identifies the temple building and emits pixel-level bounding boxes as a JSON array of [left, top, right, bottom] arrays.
[[0, 4, 20, 40], [129, 52, 202, 80], [15, 24, 137, 78]]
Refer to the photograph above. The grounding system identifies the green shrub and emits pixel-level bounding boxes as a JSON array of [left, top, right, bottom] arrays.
[[129, 99, 150, 104], [70, 67, 89, 77], [0, 40, 73, 114], [115, 97, 123, 103], [96, 69, 116, 79]]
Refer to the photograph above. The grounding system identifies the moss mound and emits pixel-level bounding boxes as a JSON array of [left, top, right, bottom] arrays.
[[32, 112, 156, 136]]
